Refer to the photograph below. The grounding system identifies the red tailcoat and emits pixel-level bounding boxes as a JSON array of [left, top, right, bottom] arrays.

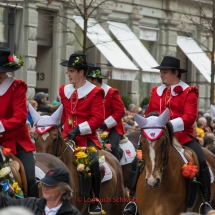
[[145, 81, 199, 145], [59, 81, 105, 149], [102, 84, 125, 135], [0, 78, 36, 154]]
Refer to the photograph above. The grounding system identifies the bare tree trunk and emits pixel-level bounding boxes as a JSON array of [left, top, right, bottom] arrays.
[[211, 0, 215, 104], [83, 0, 87, 54]]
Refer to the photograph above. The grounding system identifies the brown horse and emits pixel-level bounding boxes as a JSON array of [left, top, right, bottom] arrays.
[[34, 153, 76, 204], [33, 127, 125, 215], [133, 109, 215, 215]]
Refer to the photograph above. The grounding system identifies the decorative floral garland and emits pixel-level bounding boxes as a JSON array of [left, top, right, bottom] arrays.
[[3, 55, 24, 68]]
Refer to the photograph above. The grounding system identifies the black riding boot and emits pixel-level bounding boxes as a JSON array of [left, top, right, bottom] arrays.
[[111, 146, 120, 161], [90, 171, 102, 214], [122, 158, 141, 215], [199, 167, 212, 215], [28, 183, 39, 198]]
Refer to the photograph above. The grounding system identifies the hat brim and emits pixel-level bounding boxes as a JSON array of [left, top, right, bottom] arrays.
[[151, 66, 188, 73], [0, 66, 21, 73], [86, 75, 107, 79], [60, 61, 88, 67], [39, 176, 59, 186]]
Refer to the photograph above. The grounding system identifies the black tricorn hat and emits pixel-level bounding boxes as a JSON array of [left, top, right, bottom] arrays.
[[86, 64, 107, 79], [152, 56, 188, 73], [60, 53, 88, 67], [0, 47, 21, 73]]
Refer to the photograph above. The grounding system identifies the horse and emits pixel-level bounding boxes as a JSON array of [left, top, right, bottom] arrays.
[[132, 109, 215, 215], [29, 104, 125, 215]]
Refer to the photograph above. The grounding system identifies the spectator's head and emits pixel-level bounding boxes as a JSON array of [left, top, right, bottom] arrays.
[[129, 105, 139, 116], [39, 168, 73, 201], [198, 110, 204, 118], [203, 112, 210, 118], [197, 121, 203, 129], [203, 133, 214, 148], [197, 117, 207, 129], [34, 92, 49, 103]]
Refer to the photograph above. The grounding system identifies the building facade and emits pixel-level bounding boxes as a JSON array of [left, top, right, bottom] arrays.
[[3, 0, 212, 110]]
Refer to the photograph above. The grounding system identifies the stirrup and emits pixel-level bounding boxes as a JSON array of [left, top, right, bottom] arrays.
[[199, 202, 212, 214], [88, 200, 102, 215], [123, 202, 137, 215]]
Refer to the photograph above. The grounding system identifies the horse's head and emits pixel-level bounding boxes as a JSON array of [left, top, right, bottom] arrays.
[[134, 108, 173, 189], [29, 104, 64, 156]]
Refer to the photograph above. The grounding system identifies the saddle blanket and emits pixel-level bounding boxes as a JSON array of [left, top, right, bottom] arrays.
[[119, 138, 136, 166], [174, 145, 214, 183], [35, 163, 112, 183]]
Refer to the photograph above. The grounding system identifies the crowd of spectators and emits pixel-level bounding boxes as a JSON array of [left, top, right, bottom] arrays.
[[122, 103, 215, 155]]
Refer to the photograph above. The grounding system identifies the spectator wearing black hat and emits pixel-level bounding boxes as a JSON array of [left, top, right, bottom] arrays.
[[0, 47, 37, 197], [34, 92, 53, 114], [0, 168, 80, 215]]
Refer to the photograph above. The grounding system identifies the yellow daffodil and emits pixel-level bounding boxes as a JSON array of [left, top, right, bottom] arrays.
[[75, 152, 87, 158], [12, 182, 18, 189]]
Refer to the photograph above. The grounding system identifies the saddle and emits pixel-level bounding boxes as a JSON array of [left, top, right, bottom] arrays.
[[173, 137, 200, 173], [0, 146, 28, 197]]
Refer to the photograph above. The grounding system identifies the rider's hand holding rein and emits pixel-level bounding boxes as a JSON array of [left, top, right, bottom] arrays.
[[68, 125, 80, 142]]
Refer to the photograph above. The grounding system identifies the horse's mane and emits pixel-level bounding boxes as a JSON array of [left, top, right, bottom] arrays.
[[145, 112, 174, 144]]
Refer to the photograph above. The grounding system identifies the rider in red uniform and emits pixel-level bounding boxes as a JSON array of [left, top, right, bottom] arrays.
[[59, 54, 105, 214], [123, 56, 212, 215], [86, 65, 125, 160], [0, 47, 37, 197]]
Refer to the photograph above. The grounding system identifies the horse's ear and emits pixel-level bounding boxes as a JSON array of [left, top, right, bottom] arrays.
[[133, 114, 148, 128], [28, 103, 41, 124], [210, 104, 215, 118], [50, 104, 63, 125], [157, 108, 169, 127]]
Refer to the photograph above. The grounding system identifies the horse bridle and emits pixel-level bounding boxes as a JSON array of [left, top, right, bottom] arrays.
[[140, 126, 170, 174], [34, 125, 74, 163]]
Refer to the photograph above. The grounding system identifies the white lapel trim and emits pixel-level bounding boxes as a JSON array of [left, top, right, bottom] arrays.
[[157, 81, 189, 97], [101, 83, 111, 97], [0, 76, 15, 96], [64, 80, 96, 99]]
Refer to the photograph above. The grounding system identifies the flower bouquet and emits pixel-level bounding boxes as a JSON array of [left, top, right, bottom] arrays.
[[73, 146, 98, 198], [4, 55, 24, 68], [98, 131, 112, 152], [73, 146, 98, 179], [0, 148, 24, 198], [181, 161, 199, 183]]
